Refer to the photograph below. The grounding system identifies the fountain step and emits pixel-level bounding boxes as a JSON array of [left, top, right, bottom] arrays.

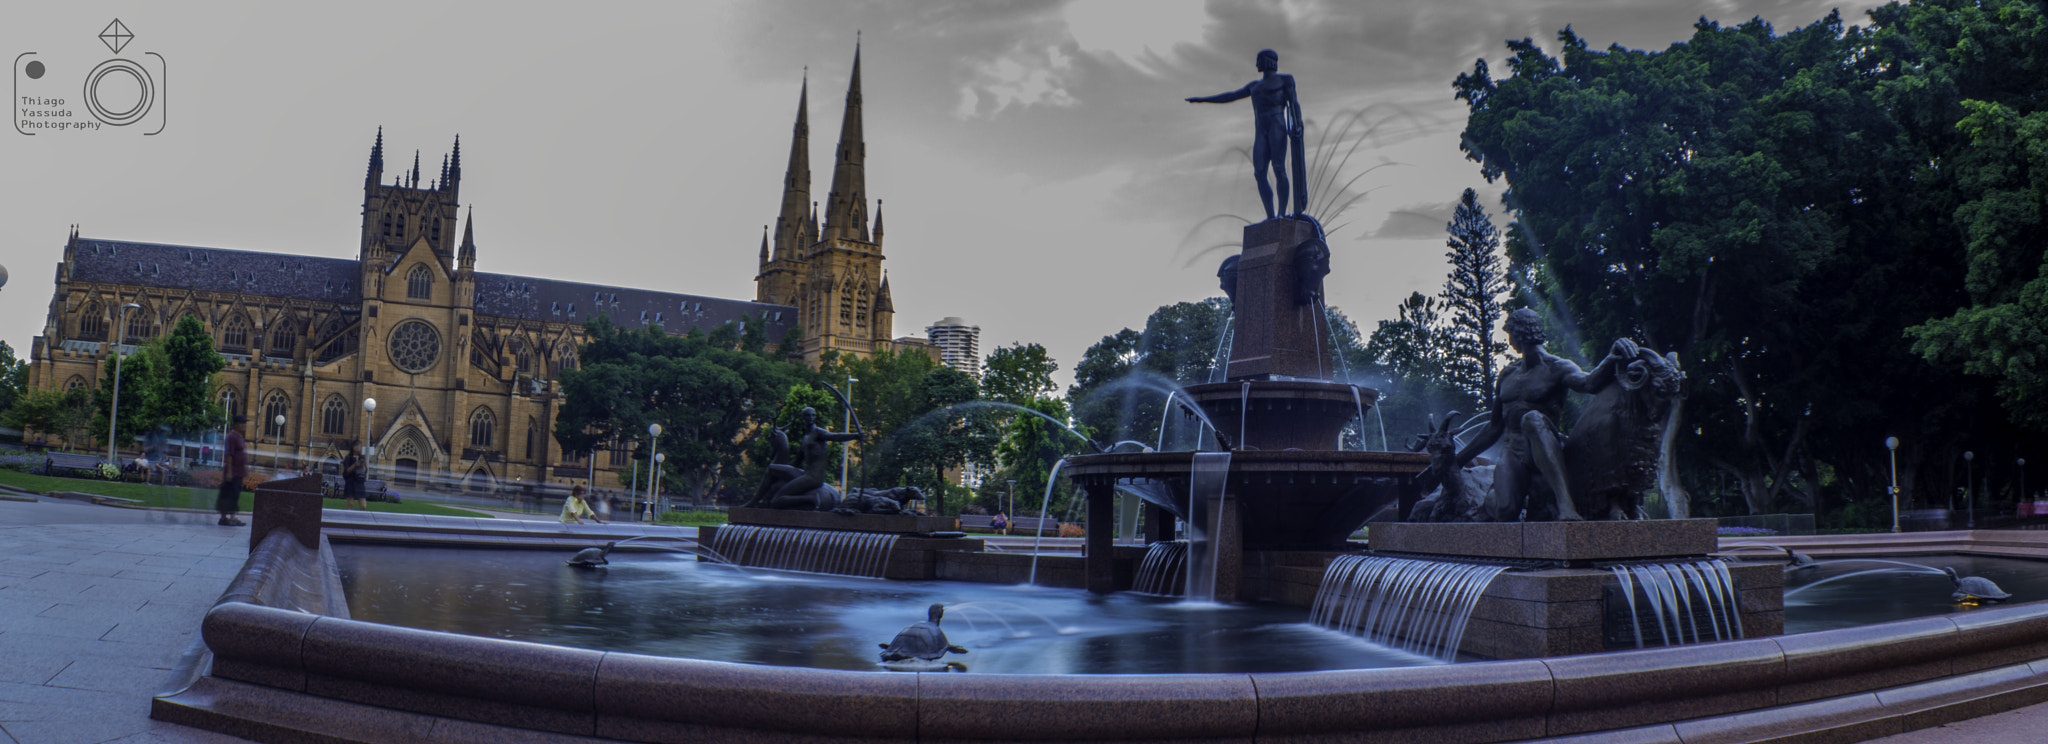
[[728, 506, 958, 534], [1369, 519, 1718, 564]]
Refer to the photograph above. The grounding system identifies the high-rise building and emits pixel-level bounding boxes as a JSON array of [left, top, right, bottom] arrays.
[[925, 317, 981, 377]]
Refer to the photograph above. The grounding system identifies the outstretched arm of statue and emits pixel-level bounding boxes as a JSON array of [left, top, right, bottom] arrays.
[[822, 429, 863, 443], [1187, 82, 1255, 104]]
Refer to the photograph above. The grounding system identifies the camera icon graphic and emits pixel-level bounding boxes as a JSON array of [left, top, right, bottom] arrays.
[[14, 19, 167, 135]]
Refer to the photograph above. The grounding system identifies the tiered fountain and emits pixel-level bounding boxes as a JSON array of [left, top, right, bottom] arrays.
[[1062, 214, 1781, 660]]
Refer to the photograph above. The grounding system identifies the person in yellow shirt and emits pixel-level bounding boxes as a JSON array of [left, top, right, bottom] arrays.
[[561, 485, 603, 524]]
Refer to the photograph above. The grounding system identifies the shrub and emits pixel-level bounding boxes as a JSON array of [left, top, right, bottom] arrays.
[[1058, 523, 1084, 538], [0, 453, 41, 473]]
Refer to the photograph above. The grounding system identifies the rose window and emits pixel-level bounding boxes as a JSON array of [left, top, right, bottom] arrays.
[[387, 320, 441, 373]]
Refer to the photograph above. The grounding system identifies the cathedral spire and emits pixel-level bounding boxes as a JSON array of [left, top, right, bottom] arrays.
[[822, 40, 869, 244], [872, 199, 884, 247], [410, 150, 421, 188], [759, 226, 770, 264], [458, 207, 477, 270], [773, 72, 811, 261], [446, 135, 463, 197], [366, 127, 384, 188]]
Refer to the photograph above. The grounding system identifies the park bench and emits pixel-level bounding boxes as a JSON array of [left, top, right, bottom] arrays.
[[321, 475, 397, 503], [44, 452, 106, 478], [960, 514, 994, 531]]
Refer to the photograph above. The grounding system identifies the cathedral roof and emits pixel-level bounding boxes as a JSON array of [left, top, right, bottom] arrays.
[[67, 237, 799, 338], [472, 271, 796, 336], [68, 239, 362, 303]]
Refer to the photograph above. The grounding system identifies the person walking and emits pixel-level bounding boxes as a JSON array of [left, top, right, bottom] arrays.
[[340, 439, 369, 511], [218, 416, 250, 526], [560, 484, 603, 524]]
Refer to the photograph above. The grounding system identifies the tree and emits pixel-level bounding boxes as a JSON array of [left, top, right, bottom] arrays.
[[0, 341, 27, 417], [154, 315, 227, 434], [992, 396, 1090, 521], [1361, 292, 1475, 447], [5, 387, 94, 450], [1453, 9, 2018, 516], [93, 341, 164, 452], [1438, 188, 1509, 405], [981, 343, 1059, 406], [556, 315, 808, 502], [1067, 299, 1230, 448]]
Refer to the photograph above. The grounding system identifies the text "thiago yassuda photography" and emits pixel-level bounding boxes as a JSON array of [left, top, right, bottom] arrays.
[[15, 19, 167, 136]]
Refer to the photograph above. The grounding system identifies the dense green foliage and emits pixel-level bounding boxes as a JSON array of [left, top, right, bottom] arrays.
[[555, 314, 805, 501], [1454, 1, 2048, 520]]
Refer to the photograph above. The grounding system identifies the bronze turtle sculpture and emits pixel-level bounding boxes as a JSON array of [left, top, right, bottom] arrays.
[[567, 541, 616, 568], [879, 603, 968, 663], [1944, 567, 2012, 604]]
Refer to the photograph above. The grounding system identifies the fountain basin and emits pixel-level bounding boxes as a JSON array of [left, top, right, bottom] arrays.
[[1063, 449, 1428, 553], [1179, 379, 1378, 451], [164, 565, 2048, 743]]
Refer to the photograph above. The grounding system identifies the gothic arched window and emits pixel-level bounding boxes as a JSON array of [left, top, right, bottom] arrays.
[[525, 419, 539, 461], [321, 395, 348, 436], [124, 309, 152, 343], [77, 302, 107, 341], [219, 388, 241, 422], [407, 264, 433, 300], [263, 392, 290, 438], [221, 314, 250, 351], [469, 407, 495, 448], [270, 318, 297, 356], [64, 375, 88, 391]]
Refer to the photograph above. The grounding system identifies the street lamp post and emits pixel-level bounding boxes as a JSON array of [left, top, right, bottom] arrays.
[[1964, 450, 1976, 529], [650, 452, 665, 520], [645, 423, 662, 522], [273, 414, 287, 471], [628, 437, 641, 508], [1887, 437, 1901, 533], [2022, 458, 2029, 511], [105, 302, 142, 462], [1007, 479, 1017, 518], [842, 376, 857, 491], [361, 398, 377, 463]]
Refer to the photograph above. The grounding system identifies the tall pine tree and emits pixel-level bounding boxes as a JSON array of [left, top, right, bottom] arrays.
[[1438, 188, 1508, 405]]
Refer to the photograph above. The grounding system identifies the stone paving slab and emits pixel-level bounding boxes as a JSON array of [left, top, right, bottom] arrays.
[[0, 496, 250, 743]]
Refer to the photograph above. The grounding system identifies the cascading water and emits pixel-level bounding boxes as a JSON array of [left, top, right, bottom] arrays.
[[1607, 560, 1745, 648], [1027, 458, 1070, 586], [1186, 451, 1234, 602], [1208, 312, 1235, 384], [706, 525, 898, 578], [1133, 540, 1189, 595], [1309, 555, 1507, 662]]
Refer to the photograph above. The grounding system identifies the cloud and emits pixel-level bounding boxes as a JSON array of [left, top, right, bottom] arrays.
[[1373, 201, 1458, 239], [953, 42, 1081, 119]]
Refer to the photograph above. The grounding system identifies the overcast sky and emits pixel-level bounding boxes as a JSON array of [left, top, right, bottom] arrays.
[[2, 0, 1887, 390]]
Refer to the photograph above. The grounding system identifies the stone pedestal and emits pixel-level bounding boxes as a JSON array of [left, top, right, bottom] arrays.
[[250, 474, 324, 551], [1348, 519, 1782, 659], [1226, 217, 1333, 381], [727, 506, 957, 535]]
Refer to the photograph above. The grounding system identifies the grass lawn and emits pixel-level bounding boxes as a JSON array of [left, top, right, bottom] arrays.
[[656, 509, 730, 526], [0, 469, 491, 517]]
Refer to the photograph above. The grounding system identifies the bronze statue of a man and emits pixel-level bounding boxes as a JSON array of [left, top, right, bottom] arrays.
[[1188, 49, 1306, 220], [1455, 309, 1634, 522]]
